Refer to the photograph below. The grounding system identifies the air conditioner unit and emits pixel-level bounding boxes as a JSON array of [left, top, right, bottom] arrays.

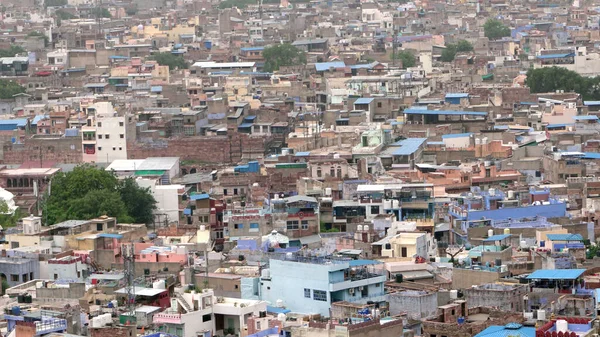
[[348, 288, 355, 295]]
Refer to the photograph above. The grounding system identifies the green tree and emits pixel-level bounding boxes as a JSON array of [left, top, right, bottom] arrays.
[[0, 200, 21, 229], [44, 0, 67, 7], [91, 7, 111, 18], [27, 31, 49, 47], [0, 45, 26, 58], [440, 40, 473, 62], [66, 189, 132, 223], [119, 178, 157, 225], [525, 67, 600, 100], [218, 0, 256, 9], [441, 44, 457, 62], [55, 10, 77, 20], [148, 52, 188, 70], [484, 18, 511, 40], [455, 39, 474, 52], [1, 279, 9, 295], [262, 43, 306, 72], [0, 80, 26, 99], [391, 50, 416, 68], [44, 165, 156, 225]]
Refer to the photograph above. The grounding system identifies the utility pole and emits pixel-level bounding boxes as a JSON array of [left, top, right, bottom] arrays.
[[122, 243, 136, 314]]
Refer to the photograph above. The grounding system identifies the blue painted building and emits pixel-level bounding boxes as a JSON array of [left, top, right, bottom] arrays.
[[449, 187, 567, 234], [260, 256, 386, 316], [445, 93, 469, 105]]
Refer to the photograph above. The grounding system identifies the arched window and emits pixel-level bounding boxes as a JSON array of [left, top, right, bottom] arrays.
[[330, 167, 335, 177]]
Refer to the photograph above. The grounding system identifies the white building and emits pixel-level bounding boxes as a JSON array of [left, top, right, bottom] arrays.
[[153, 288, 267, 337], [137, 178, 184, 225], [82, 102, 128, 163], [47, 255, 90, 281]]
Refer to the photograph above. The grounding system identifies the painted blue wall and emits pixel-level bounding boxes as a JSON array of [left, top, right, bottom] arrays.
[[466, 203, 566, 222]]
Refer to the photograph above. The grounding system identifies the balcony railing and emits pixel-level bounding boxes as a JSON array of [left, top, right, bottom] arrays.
[[154, 313, 183, 324]]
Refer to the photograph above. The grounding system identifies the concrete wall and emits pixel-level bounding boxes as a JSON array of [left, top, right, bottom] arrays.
[[464, 284, 527, 311], [37, 282, 86, 299], [451, 269, 500, 289], [389, 291, 438, 319], [0, 258, 40, 287]]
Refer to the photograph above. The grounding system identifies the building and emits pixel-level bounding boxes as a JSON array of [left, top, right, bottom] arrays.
[[82, 102, 129, 163], [465, 283, 527, 312], [259, 255, 386, 316]]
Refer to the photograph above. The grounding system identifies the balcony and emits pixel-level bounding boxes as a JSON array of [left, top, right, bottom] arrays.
[[329, 274, 386, 292]]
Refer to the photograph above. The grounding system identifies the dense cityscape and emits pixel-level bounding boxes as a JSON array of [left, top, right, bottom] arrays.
[[0, 0, 599, 336]]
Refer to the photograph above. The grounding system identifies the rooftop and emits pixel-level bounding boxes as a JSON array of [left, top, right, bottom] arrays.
[[526, 269, 586, 280]]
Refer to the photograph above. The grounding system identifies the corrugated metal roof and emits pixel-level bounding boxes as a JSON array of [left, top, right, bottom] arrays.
[[445, 93, 469, 99], [387, 138, 427, 156], [354, 97, 375, 105], [98, 233, 124, 239], [573, 115, 598, 120], [442, 132, 473, 139], [483, 234, 511, 242], [537, 53, 575, 59], [314, 61, 346, 72], [546, 233, 584, 241], [135, 170, 166, 176], [190, 193, 210, 201], [526, 269, 586, 280]]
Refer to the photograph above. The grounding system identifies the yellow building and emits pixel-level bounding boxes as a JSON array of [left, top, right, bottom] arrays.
[[131, 17, 197, 44]]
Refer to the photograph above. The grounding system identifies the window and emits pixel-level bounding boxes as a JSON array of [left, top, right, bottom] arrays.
[[120, 134, 124, 138], [224, 189, 228, 196], [53, 274, 58, 280], [98, 134, 103, 139], [98, 147, 102, 151], [377, 102, 382, 108], [249, 223, 259, 232], [234, 224, 244, 229], [330, 167, 335, 177], [313, 290, 327, 302], [9, 274, 18, 282], [202, 314, 211, 322], [301, 220, 309, 230], [485, 168, 491, 178], [119, 147, 122, 151], [22, 274, 28, 282], [370, 206, 380, 214], [105, 134, 110, 139], [113, 147, 116, 151], [304, 288, 311, 298], [234, 188, 238, 195], [235, 284, 239, 289], [316, 166, 322, 178], [97, 122, 102, 127], [119, 122, 124, 127], [287, 220, 299, 230], [256, 321, 261, 330], [401, 247, 408, 257]]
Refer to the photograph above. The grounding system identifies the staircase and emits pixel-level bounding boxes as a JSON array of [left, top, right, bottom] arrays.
[[175, 293, 193, 313]]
